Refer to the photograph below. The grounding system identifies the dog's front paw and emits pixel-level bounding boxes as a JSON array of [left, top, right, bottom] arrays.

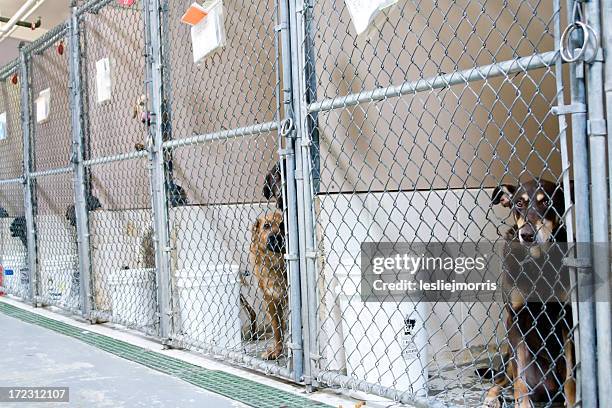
[[482, 395, 502, 408], [261, 347, 283, 360]]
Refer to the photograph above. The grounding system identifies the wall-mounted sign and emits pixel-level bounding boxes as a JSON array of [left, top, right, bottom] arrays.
[[0, 112, 7, 141], [36, 88, 51, 123], [345, 0, 398, 35], [191, 0, 226, 64], [96, 57, 112, 104]]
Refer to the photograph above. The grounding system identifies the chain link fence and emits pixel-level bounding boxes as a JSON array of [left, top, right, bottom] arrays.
[[0, 0, 610, 406], [77, 0, 159, 335], [27, 26, 81, 313], [159, 0, 302, 379], [297, 0, 585, 406], [0, 62, 28, 300]]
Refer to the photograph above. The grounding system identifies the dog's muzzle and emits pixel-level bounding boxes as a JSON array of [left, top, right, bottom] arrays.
[[266, 233, 285, 253], [519, 224, 536, 243]]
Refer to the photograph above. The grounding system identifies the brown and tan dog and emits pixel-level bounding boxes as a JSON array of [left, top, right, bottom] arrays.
[[483, 178, 575, 407], [250, 211, 287, 360]]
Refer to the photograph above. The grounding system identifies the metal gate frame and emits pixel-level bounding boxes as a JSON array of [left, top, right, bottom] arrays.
[[289, 0, 611, 406], [148, 0, 305, 382], [0, 0, 609, 405]]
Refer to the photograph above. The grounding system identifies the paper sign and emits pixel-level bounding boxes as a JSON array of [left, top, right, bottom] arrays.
[[20, 268, 29, 285], [4, 269, 13, 276], [191, 0, 226, 64], [0, 112, 6, 141], [182, 2, 208, 26], [96, 58, 112, 104], [36, 88, 51, 123], [345, 0, 398, 35], [117, 0, 136, 5]]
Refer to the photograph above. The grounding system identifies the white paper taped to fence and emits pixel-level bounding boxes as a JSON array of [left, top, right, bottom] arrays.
[[0, 112, 6, 140], [95, 57, 112, 103], [191, 0, 226, 64], [344, 0, 398, 35], [36, 88, 51, 123]]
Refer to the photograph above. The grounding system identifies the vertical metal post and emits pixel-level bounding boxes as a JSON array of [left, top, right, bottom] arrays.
[[585, 0, 612, 402], [277, 0, 304, 382], [553, 0, 582, 397], [606, 0, 612, 267], [144, 0, 173, 342], [302, 2, 319, 194], [565, 1, 598, 406], [288, 0, 318, 389], [606, 0, 612, 239], [19, 44, 38, 305], [69, 2, 93, 319]]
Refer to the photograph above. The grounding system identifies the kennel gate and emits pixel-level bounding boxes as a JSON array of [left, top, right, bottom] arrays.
[[155, 0, 305, 381], [24, 25, 83, 314], [290, 0, 610, 406], [74, 0, 162, 337], [0, 0, 610, 405], [0, 61, 28, 301]]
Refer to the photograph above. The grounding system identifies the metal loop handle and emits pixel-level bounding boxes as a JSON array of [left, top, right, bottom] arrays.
[[280, 117, 294, 136], [560, 21, 598, 63]]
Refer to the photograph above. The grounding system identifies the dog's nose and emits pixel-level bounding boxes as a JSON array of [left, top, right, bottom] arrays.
[[520, 231, 535, 243]]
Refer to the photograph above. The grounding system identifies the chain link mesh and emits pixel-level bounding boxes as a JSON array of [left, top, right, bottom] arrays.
[[27, 30, 81, 312], [304, 0, 576, 406], [0, 65, 27, 299], [79, 2, 159, 335], [160, 0, 297, 376]]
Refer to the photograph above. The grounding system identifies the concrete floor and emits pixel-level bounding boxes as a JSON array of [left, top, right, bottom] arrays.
[[0, 313, 247, 408]]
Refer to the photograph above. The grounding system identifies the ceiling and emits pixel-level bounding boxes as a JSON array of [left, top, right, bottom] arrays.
[[0, 0, 70, 65]]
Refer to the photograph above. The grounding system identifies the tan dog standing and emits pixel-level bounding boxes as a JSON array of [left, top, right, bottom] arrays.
[[250, 211, 287, 360]]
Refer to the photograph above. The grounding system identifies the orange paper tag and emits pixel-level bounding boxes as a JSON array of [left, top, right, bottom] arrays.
[[181, 3, 208, 26]]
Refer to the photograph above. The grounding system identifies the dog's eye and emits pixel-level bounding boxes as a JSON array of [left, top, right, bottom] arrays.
[[263, 223, 272, 230], [540, 199, 549, 207], [515, 200, 524, 209]]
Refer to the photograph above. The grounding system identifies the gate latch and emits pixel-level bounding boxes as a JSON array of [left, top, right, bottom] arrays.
[[563, 257, 591, 269], [551, 103, 587, 116], [559, 2, 600, 63], [280, 118, 294, 137]]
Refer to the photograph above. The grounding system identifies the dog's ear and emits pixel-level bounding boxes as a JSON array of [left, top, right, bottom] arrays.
[[86, 194, 102, 211], [263, 175, 273, 200], [251, 217, 261, 235], [65, 204, 76, 227], [551, 180, 574, 215], [492, 184, 516, 207]]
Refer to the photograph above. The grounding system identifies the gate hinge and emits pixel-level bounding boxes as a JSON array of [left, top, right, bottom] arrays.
[[285, 253, 299, 261], [286, 342, 302, 350], [551, 103, 586, 116], [70, 142, 79, 165], [310, 353, 323, 361], [563, 257, 591, 269], [305, 250, 318, 259], [587, 119, 607, 136]]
